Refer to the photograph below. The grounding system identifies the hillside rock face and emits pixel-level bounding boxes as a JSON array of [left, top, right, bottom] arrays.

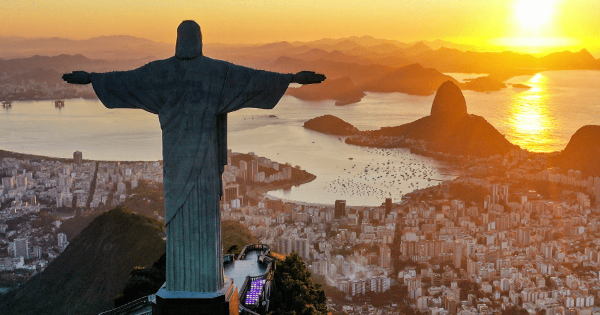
[[303, 115, 359, 136], [0, 207, 165, 315], [430, 81, 468, 119], [555, 125, 600, 177], [348, 81, 516, 157]]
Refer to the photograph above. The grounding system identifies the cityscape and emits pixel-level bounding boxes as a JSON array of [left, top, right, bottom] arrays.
[[1, 141, 600, 314], [1, 1, 600, 314]]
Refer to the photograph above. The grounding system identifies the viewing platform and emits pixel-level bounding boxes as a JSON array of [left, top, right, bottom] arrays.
[[224, 244, 274, 315], [99, 244, 275, 315]]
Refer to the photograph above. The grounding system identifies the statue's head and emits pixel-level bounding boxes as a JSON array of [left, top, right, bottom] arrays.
[[176, 20, 202, 60]]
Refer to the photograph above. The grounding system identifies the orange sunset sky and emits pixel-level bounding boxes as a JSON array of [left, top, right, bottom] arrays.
[[1, 0, 600, 55]]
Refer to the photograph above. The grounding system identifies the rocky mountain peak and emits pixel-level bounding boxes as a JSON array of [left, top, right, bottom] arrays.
[[430, 80, 468, 119]]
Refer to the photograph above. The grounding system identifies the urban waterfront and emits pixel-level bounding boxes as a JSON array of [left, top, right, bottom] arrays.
[[1, 71, 599, 206]]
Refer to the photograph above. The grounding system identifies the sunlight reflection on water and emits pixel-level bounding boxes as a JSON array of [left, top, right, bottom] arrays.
[[507, 73, 556, 152]]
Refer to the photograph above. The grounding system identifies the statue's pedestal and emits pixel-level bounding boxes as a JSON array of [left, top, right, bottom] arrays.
[[152, 278, 239, 315]]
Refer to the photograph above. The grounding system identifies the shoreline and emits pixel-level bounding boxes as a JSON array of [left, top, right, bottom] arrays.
[[246, 174, 317, 200], [2, 69, 598, 107], [0, 149, 161, 164]]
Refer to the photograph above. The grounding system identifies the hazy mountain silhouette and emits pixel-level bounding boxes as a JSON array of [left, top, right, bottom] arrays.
[[411, 48, 599, 78], [1, 68, 64, 85], [554, 125, 600, 177], [539, 49, 597, 70], [2, 35, 599, 104], [361, 63, 459, 95], [287, 77, 365, 105], [416, 39, 478, 51], [404, 42, 434, 56], [0, 54, 152, 75], [291, 35, 408, 50], [0, 35, 172, 60], [272, 56, 393, 85], [292, 48, 373, 65]]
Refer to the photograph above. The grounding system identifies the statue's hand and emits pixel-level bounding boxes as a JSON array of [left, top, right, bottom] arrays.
[[62, 71, 91, 85], [292, 71, 326, 85]]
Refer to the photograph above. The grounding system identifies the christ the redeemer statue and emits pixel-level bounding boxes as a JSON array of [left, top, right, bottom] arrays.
[[63, 20, 325, 294]]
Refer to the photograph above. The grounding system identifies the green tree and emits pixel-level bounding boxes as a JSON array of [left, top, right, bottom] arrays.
[[269, 252, 327, 315]]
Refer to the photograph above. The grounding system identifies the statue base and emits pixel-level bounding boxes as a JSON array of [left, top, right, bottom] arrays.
[[152, 278, 239, 315]]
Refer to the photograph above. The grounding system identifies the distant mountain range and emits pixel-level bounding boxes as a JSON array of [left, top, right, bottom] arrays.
[[0, 35, 173, 60], [1, 35, 599, 104], [0, 54, 152, 78], [287, 77, 365, 105], [0, 35, 477, 60]]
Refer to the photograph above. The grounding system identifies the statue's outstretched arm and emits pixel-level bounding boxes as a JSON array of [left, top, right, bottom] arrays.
[[291, 71, 326, 85], [62, 71, 92, 85]]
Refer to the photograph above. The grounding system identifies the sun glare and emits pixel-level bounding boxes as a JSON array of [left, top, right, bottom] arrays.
[[515, 0, 554, 30], [507, 73, 556, 152]]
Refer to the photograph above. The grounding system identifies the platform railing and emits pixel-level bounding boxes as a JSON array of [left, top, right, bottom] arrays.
[[237, 243, 271, 260], [236, 244, 275, 315]]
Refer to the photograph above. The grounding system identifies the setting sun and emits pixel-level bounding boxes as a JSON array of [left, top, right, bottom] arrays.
[[515, 0, 555, 29]]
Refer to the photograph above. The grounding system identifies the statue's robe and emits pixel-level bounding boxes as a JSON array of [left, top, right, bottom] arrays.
[[91, 56, 291, 292]]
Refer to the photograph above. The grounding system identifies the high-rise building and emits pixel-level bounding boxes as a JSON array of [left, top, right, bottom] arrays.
[[294, 238, 310, 260], [16, 175, 27, 188], [33, 246, 42, 258], [117, 182, 127, 194], [385, 198, 392, 215], [334, 200, 346, 218], [501, 185, 509, 196], [541, 243, 553, 259], [282, 167, 292, 180], [492, 185, 499, 197], [223, 184, 239, 203], [2, 177, 14, 189], [238, 160, 248, 180], [312, 260, 329, 276], [73, 151, 83, 165], [58, 233, 69, 249], [265, 199, 283, 212], [14, 238, 29, 259], [349, 279, 366, 296], [276, 237, 292, 255], [454, 243, 463, 269], [517, 228, 531, 246], [250, 160, 258, 182], [379, 245, 391, 269]]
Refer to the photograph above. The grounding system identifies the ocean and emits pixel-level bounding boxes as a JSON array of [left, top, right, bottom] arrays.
[[1, 70, 599, 206]]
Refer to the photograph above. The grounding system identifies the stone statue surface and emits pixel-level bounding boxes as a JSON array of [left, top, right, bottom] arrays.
[[63, 20, 325, 293]]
